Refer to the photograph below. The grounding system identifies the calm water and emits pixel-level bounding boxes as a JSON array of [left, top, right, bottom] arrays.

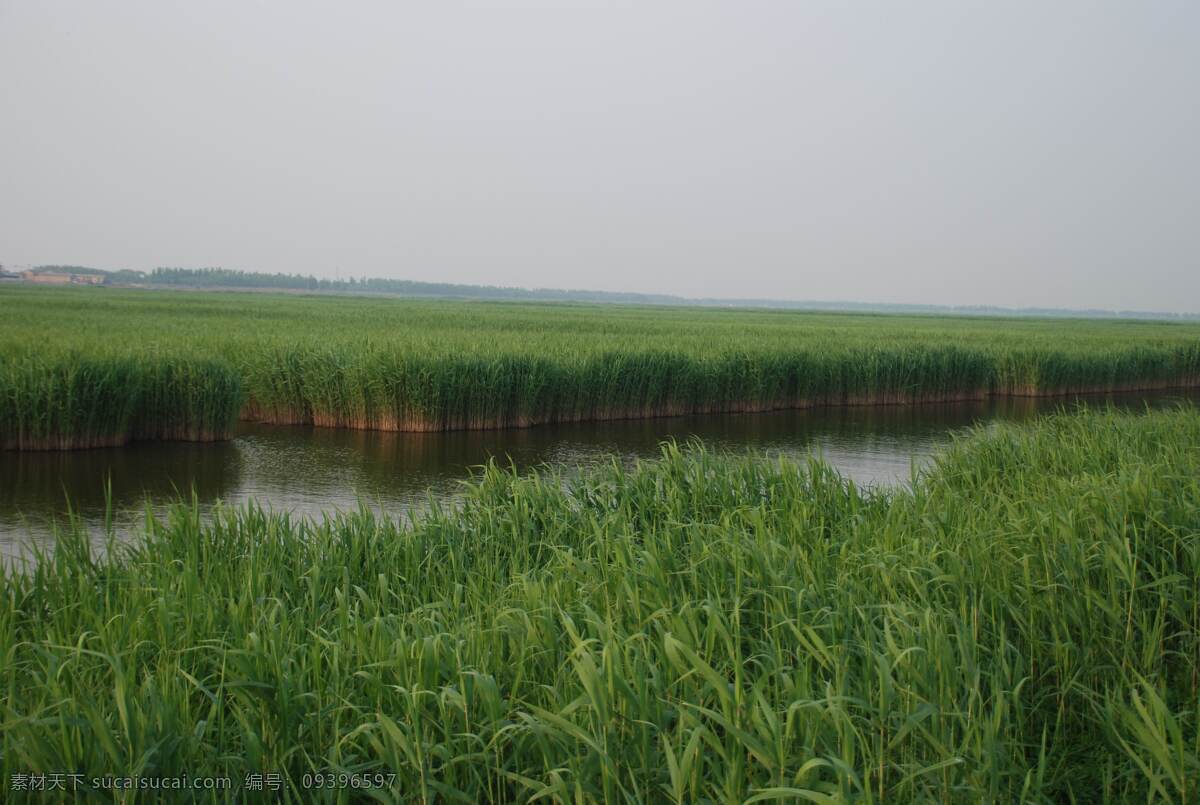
[[3, 390, 1197, 560]]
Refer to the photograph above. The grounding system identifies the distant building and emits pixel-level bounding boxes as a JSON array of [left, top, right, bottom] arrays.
[[20, 270, 105, 285], [22, 270, 71, 284]]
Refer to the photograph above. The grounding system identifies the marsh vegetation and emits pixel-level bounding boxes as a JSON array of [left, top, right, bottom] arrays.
[[3, 286, 1199, 450]]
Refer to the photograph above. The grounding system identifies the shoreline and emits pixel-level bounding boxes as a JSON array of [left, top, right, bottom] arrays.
[[7, 378, 1198, 451]]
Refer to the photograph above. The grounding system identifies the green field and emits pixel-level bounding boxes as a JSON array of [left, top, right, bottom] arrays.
[[3, 285, 1200, 448], [2, 407, 1197, 801]]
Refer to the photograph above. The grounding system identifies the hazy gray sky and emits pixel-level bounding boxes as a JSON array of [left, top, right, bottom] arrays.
[[2, 2, 1197, 311]]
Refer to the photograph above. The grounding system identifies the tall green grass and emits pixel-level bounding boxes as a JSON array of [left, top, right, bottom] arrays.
[[0, 349, 243, 449], [4, 284, 1200, 448], [2, 406, 1197, 801]]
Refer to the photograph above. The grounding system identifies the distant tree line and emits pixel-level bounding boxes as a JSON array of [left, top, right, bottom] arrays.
[[29, 265, 109, 276], [136, 267, 683, 304], [33, 264, 683, 303]]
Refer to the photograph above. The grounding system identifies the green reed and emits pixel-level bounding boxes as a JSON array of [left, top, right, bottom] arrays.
[[0, 348, 243, 449], [3, 284, 1199, 448], [2, 406, 1197, 801]]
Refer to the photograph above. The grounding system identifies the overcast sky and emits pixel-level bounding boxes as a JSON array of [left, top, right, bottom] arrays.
[[2, 2, 1197, 311]]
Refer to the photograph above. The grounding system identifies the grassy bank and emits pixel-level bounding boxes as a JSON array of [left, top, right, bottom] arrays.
[[2, 407, 1198, 801], [4, 285, 1200, 447]]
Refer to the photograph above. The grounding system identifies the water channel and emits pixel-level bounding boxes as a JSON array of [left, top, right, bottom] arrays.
[[3, 389, 1196, 561]]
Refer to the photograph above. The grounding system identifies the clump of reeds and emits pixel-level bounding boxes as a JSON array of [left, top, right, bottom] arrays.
[[0, 350, 140, 449], [0, 348, 243, 449], [2, 406, 1197, 800], [132, 354, 244, 441], [236, 343, 1063, 432]]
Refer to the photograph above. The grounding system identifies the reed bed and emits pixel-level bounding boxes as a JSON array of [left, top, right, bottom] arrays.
[[2, 406, 1198, 801], [0, 348, 243, 450], [4, 284, 1200, 448]]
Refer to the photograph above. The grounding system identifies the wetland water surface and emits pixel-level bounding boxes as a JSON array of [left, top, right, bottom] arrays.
[[3, 389, 1197, 560]]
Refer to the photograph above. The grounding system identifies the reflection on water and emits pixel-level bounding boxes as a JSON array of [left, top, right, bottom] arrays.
[[2, 390, 1196, 560], [2, 440, 244, 514]]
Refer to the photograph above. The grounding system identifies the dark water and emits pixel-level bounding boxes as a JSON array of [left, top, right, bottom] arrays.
[[3, 390, 1197, 561]]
